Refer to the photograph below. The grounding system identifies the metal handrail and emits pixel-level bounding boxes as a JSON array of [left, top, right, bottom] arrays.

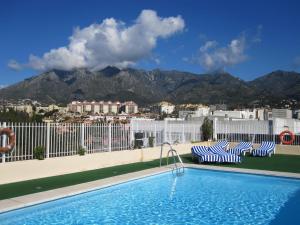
[[160, 142, 172, 167], [160, 142, 184, 175]]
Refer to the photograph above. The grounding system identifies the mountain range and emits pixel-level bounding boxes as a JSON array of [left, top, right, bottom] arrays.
[[0, 67, 300, 108]]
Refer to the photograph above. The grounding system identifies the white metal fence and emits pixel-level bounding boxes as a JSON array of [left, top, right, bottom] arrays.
[[0, 120, 202, 163], [214, 118, 300, 145], [0, 122, 131, 163], [130, 120, 202, 146], [2, 118, 299, 163]]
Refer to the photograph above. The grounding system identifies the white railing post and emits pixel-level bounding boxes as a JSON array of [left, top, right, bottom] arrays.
[[182, 124, 185, 143], [164, 120, 168, 143], [1, 122, 6, 163], [108, 123, 112, 152], [213, 118, 218, 141], [130, 122, 134, 149], [154, 124, 157, 146], [193, 124, 196, 142], [81, 123, 85, 148], [46, 123, 50, 158]]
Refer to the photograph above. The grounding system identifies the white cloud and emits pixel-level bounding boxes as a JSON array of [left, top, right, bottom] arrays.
[[188, 26, 263, 72], [11, 10, 184, 71], [197, 35, 247, 71], [199, 41, 217, 52], [252, 24, 263, 43], [8, 60, 22, 71], [153, 58, 161, 65], [0, 84, 8, 89]]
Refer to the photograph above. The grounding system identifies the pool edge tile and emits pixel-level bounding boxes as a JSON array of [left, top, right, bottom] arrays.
[[185, 164, 300, 179]]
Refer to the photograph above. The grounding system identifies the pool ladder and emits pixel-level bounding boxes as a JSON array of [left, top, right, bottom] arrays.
[[160, 142, 184, 175]]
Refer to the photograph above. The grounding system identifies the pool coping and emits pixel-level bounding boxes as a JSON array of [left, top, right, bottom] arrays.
[[0, 164, 300, 213]]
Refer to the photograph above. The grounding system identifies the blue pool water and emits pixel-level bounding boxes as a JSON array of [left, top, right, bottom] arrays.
[[1, 168, 300, 225]]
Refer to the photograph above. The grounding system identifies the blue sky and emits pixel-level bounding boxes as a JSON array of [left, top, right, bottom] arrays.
[[1, 0, 300, 86]]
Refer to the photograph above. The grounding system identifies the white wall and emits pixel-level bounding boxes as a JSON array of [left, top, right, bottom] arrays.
[[273, 118, 300, 134]]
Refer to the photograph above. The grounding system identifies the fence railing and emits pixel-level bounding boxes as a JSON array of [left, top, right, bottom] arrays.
[[0, 120, 202, 163], [214, 119, 300, 145], [0, 122, 132, 163], [2, 118, 299, 163], [130, 120, 202, 146]]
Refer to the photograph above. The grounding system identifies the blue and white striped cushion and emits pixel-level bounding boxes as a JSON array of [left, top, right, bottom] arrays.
[[214, 140, 229, 150], [191, 146, 221, 163], [228, 142, 252, 155], [209, 145, 241, 163], [252, 142, 275, 157]]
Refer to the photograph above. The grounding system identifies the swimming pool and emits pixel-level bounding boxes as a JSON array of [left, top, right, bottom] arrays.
[[1, 168, 300, 224]]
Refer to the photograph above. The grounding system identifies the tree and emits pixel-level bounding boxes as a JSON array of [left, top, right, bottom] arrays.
[[0, 108, 43, 122], [201, 117, 213, 141]]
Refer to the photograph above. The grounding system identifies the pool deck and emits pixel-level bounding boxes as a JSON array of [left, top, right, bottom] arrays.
[[1, 164, 299, 214], [1, 142, 299, 185]]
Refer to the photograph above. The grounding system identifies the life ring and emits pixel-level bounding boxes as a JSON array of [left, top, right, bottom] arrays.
[[0, 128, 16, 153], [279, 130, 295, 145]]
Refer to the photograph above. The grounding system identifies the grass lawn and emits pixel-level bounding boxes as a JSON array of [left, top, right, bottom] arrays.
[[0, 154, 299, 200], [182, 154, 300, 173]]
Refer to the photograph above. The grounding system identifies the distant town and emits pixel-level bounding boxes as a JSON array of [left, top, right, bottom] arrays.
[[0, 98, 299, 123]]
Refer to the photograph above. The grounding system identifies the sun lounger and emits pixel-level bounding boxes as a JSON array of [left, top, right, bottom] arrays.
[[209, 145, 241, 163], [227, 142, 252, 156], [252, 141, 276, 157], [214, 140, 229, 150], [191, 146, 221, 163]]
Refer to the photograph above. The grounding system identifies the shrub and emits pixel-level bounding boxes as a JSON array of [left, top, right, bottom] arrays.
[[201, 117, 213, 141], [33, 146, 45, 160], [134, 140, 143, 149], [78, 146, 86, 156], [148, 136, 155, 147]]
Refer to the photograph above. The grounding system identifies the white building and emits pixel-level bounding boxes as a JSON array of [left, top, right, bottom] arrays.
[[272, 108, 292, 119], [213, 110, 256, 120], [37, 105, 67, 114], [13, 104, 33, 115], [179, 106, 210, 119], [119, 101, 138, 114], [68, 100, 138, 115], [151, 101, 175, 114], [196, 107, 210, 117], [68, 101, 120, 114], [294, 110, 300, 119], [256, 108, 267, 120]]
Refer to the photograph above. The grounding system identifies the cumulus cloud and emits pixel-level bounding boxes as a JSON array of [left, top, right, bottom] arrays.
[[11, 10, 184, 71], [199, 41, 218, 52], [197, 35, 247, 71], [188, 26, 263, 72]]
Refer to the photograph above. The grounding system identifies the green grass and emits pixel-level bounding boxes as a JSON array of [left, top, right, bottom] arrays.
[[0, 154, 299, 200], [0, 159, 164, 200], [182, 153, 300, 173]]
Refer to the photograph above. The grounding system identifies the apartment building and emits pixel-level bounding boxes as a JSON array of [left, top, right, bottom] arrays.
[[151, 101, 175, 114], [68, 101, 138, 115], [119, 101, 138, 114]]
